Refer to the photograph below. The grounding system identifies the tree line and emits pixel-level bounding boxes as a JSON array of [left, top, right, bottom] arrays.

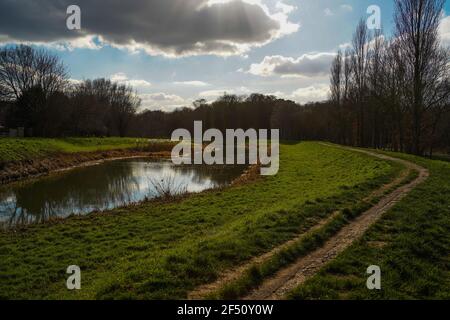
[[327, 0, 450, 155], [0, 0, 449, 156], [0, 45, 140, 137]]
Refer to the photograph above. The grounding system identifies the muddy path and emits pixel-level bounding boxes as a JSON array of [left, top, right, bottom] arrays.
[[188, 211, 341, 300], [243, 145, 429, 300], [188, 145, 429, 300]]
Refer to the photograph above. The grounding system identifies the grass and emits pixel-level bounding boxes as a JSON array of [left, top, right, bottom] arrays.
[[0, 137, 152, 163], [205, 155, 413, 300], [208, 212, 357, 300], [0, 142, 401, 299], [288, 151, 450, 300], [207, 173, 411, 300]]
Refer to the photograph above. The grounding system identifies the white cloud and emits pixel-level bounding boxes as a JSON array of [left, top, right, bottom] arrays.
[[110, 73, 129, 82], [63, 35, 102, 51], [248, 52, 336, 77], [275, 1, 297, 15], [199, 87, 251, 101], [68, 78, 83, 85], [291, 84, 330, 103], [340, 4, 353, 12], [173, 81, 210, 87], [139, 92, 188, 111], [0, 34, 102, 52], [324, 8, 334, 17], [324, 5, 352, 17], [199, 89, 229, 98], [339, 42, 352, 50], [440, 15, 450, 47], [110, 73, 152, 88], [255, 85, 330, 104]]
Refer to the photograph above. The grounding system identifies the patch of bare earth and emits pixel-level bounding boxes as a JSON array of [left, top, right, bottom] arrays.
[[231, 164, 261, 186]]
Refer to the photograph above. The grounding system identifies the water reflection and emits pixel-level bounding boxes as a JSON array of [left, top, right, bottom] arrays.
[[0, 158, 245, 228]]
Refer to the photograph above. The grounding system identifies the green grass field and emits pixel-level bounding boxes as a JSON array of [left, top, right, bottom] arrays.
[[288, 151, 450, 300], [0, 137, 148, 163], [0, 142, 401, 299]]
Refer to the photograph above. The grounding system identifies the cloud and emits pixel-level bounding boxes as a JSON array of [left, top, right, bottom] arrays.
[[247, 52, 336, 77], [0, 0, 299, 57], [324, 4, 352, 17], [291, 84, 330, 103], [199, 89, 229, 98], [324, 8, 334, 17], [340, 4, 353, 12], [339, 42, 352, 50], [173, 81, 210, 87], [199, 87, 251, 101], [440, 15, 450, 47], [139, 92, 188, 111], [275, 1, 297, 15], [110, 73, 152, 88], [68, 78, 83, 85]]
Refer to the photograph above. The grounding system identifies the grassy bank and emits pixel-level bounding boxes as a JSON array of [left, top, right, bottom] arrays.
[[288, 151, 450, 300], [204, 168, 414, 300], [0, 137, 150, 163], [0, 142, 401, 299], [0, 137, 175, 184]]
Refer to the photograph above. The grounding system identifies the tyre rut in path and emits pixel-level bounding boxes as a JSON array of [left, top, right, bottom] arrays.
[[243, 145, 429, 300]]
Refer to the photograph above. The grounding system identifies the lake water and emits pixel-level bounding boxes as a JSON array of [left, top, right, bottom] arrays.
[[0, 158, 245, 228]]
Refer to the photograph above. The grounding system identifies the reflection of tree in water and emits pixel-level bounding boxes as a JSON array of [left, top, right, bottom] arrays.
[[0, 161, 138, 227], [0, 159, 246, 228]]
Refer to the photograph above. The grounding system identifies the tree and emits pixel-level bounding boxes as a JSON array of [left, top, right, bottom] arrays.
[[0, 45, 68, 134], [351, 19, 370, 147], [110, 84, 140, 137], [70, 78, 140, 137], [367, 29, 385, 148], [330, 50, 344, 143], [394, 0, 449, 155], [330, 50, 343, 106], [0, 45, 68, 101]]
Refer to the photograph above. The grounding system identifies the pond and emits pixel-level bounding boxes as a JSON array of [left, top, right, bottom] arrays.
[[0, 158, 245, 228]]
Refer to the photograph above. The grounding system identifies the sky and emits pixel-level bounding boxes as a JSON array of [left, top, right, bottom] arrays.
[[1, 0, 449, 111]]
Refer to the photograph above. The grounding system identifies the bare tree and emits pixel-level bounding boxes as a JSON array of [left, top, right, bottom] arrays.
[[383, 39, 408, 151], [342, 48, 353, 104], [110, 84, 140, 137], [0, 45, 68, 101], [330, 50, 344, 143], [0, 45, 68, 134], [394, 0, 448, 155], [69, 78, 140, 136], [367, 29, 385, 148], [351, 19, 371, 147], [330, 50, 343, 106]]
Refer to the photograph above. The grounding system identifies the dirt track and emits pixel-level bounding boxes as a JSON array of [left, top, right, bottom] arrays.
[[243, 145, 429, 299], [188, 145, 429, 300]]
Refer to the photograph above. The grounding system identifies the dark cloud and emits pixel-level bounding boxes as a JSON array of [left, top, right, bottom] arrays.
[[0, 0, 297, 56]]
